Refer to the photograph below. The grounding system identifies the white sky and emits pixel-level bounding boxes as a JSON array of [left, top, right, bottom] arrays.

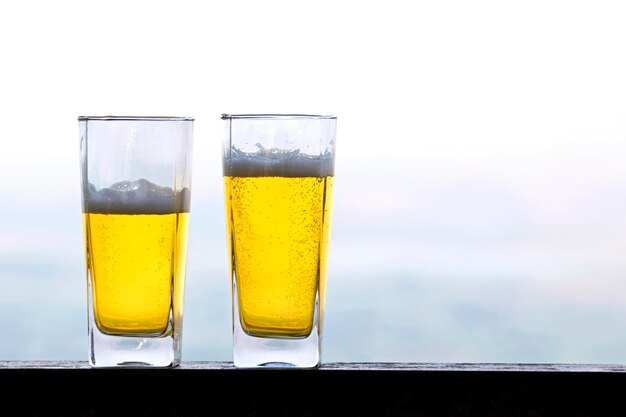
[[1, 1, 625, 160], [1, 0, 625, 212], [2, 0, 626, 362]]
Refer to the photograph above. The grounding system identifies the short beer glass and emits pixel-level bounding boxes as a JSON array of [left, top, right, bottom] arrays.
[[79, 116, 194, 367], [221, 114, 337, 368]]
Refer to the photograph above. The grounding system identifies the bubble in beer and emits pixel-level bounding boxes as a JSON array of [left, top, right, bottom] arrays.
[[83, 178, 190, 214], [223, 144, 334, 178]]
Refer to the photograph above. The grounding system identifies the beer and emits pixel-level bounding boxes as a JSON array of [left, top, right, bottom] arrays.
[[83, 179, 190, 336], [221, 114, 336, 368], [224, 155, 334, 339], [79, 115, 194, 368]]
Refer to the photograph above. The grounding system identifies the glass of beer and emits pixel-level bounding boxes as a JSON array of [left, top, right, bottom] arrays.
[[78, 116, 194, 367], [221, 114, 337, 368]]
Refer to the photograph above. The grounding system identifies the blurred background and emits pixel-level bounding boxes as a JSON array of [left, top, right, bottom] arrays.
[[2, 0, 626, 364]]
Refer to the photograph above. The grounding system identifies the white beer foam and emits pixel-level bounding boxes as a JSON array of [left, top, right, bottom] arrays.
[[83, 178, 190, 214], [223, 145, 334, 177]]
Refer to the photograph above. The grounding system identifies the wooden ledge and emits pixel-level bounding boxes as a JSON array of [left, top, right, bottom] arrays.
[[2, 361, 625, 416], [4, 360, 626, 371]]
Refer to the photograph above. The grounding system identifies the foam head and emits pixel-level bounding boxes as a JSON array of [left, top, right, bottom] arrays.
[[223, 145, 335, 177], [83, 178, 190, 214]]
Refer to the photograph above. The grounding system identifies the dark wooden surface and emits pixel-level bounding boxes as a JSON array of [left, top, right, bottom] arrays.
[[2, 361, 626, 416]]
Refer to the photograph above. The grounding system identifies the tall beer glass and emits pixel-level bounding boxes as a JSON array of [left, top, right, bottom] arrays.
[[79, 116, 194, 367], [221, 114, 337, 368]]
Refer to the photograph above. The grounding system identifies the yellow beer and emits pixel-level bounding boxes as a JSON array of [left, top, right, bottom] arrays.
[[224, 174, 333, 338], [83, 180, 190, 337], [221, 114, 336, 368]]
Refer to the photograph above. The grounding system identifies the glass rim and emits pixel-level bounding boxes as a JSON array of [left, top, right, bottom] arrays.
[[78, 115, 194, 121], [221, 113, 337, 120]]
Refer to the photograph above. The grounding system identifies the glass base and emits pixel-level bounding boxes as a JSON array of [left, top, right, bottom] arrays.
[[232, 314, 321, 369], [89, 325, 181, 368], [233, 332, 321, 369]]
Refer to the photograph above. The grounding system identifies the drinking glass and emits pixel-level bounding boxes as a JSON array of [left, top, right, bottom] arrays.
[[79, 116, 194, 367], [221, 113, 337, 368]]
